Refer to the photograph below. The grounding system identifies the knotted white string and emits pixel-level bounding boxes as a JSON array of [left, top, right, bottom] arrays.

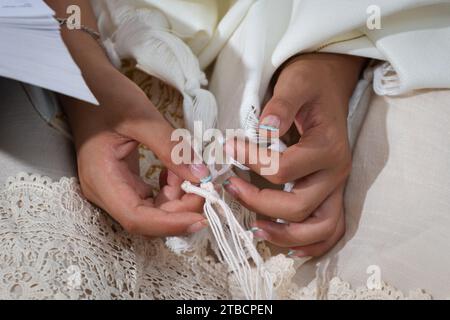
[[181, 181, 275, 300], [179, 136, 296, 299], [96, 1, 295, 299]]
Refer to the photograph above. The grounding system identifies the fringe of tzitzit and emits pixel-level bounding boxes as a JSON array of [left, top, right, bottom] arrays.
[[100, 0, 275, 300], [373, 62, 402, 96], [181, 181, 274, 300]]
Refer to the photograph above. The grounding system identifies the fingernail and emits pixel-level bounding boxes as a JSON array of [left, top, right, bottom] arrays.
[[223, 180, 240, 198], [259, 115, 280, 132], [253, 229, 269, 241], [287, 249, 308, 258], [190, 164, 210, 181], [201, 175, 213, 184], [276, 219, 289, 225], [250, 227, 261, 233], [187, 220, 209, 234]]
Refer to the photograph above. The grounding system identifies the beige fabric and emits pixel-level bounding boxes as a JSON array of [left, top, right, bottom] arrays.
[[0, 77, 76, 184], [295, 89, 450, 299]]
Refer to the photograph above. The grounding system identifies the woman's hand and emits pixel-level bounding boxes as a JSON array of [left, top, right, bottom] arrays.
[[224, 53, 367, 257], [46, 0, 210, 237], [62, 66, 210, 237]]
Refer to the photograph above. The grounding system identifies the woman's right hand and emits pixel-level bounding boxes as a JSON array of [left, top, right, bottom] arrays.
[[44, 0, 209, 237], [62, 65, 210, 237]]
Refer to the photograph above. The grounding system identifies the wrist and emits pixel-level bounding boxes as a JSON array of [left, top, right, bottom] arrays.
[[62, 69, 152, 146], [288, 53, 367, 97]]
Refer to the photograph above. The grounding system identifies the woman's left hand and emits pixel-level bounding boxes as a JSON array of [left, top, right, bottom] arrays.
[[224, 53, 367, 257]]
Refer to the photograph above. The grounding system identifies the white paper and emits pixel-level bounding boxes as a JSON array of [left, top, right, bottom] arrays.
[[0, 0, 98, 104], [0, 0, 53, 18]]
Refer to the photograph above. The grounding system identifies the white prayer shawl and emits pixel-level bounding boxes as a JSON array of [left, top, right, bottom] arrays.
[[93, 0, 450, 132], [91, 0, 450, 299]]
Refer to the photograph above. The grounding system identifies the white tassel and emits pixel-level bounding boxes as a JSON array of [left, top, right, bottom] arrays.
[[182, 181, 274, 300], [186, 88, 218, 138], [373, 62, 402, 96], [243, 105, 262, 144]]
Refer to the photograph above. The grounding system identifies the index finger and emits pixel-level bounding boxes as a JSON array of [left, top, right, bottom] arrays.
[[225, 134, 331, 185]]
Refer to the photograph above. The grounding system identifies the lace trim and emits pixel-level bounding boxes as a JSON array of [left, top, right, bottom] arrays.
[[0, 173, 229, 300], [0, 173, 434, 300], [292, 277, 432, 300]]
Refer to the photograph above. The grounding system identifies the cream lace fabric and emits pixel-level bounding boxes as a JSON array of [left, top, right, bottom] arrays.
[[0, 173, 432, 300], [0, 64, 433, 300]]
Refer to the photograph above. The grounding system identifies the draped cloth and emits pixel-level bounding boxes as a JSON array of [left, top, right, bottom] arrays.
[[93, 0, 450, 133]]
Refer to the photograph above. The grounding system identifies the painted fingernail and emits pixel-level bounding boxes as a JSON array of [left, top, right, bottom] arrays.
[[223, 180, 240, 198], [276, 219, 289, 225], [187, 220, 209, 234], [259, 115, 280, 132], [190, 164, 210, 181], [250, 227, 261, 233], [287, 250, 297, 257], [287, 249, 308, 258], [201, 175, 213, 184], [253, 229, 270, 241]]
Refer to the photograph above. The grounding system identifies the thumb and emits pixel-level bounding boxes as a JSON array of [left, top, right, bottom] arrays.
[[259, 68, 311, 136], [127, 113, 210, 184]]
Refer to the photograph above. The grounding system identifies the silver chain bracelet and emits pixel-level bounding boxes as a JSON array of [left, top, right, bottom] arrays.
[[56, 17, 106, 52]]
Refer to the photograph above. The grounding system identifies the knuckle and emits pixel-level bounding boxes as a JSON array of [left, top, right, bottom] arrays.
[[311, 125, 337, 152], [286, 229, 306, 247], [329, 137, 348, 159], [322, 220, 338, 240], [269, 165, 290, 185], [270, 96, 296, 111], [309, 217, 346, 258], [341, 158, 353, 179], [291, 203, 314, 222], [282, 64, 311, 87], [334, 153, 352, 184], [336, 218, 346, 241], [328, 138, 352, 169], [157, 150, 173, 166]]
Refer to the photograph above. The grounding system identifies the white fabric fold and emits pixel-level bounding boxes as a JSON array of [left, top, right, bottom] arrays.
[[92, 0, 450, 132]]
